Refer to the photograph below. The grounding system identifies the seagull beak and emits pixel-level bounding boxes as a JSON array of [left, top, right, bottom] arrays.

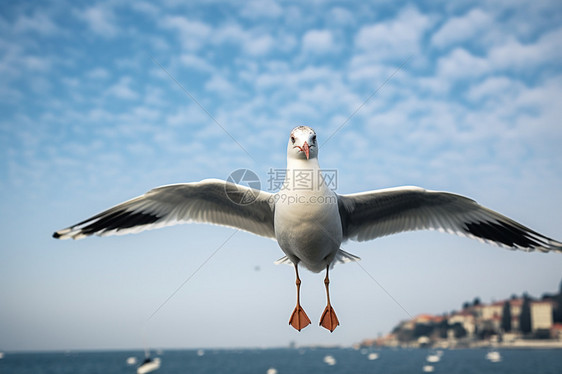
[[302, 141, 310, 160]]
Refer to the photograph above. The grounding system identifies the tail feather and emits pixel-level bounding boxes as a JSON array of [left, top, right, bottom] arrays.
[[334, 249, 361, 264], [274, 249, 360, 267]]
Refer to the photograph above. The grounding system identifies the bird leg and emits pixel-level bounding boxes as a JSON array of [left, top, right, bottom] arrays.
[[319, 265, 339, 332], [289, 263, 311, 331]]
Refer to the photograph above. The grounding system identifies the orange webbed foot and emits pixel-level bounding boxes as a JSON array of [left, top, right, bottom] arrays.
[[319, 305, 339, 332], [289, 305, 311, 331]]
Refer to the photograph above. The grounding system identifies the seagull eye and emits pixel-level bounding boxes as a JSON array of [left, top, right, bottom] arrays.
[[291, 136, 295, 144]]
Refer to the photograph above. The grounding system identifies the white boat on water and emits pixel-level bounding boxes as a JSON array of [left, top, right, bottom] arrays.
[[426, 353, 440, 363], [486, 350, 501, 362], [422, 364, 435, 372], [137, 357, 161, 374], [323, 355, 336, 366], [367, 352, 379, 360]]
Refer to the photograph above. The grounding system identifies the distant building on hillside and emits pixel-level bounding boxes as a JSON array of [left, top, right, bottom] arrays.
[[448, 310, 475, 337], [509, 298, 523, 331], [531, 301, 554, 332], [361, 279, 562, 348]]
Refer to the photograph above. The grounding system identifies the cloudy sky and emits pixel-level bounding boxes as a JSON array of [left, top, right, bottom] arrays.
[[1, 0, 561, 351]]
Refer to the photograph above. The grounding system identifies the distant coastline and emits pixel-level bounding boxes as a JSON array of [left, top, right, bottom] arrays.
[[473, 339, 562, 349], [358, 279, 562, 350]]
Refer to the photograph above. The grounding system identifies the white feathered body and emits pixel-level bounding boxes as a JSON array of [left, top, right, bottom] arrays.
[[274, 157, 343, 272]]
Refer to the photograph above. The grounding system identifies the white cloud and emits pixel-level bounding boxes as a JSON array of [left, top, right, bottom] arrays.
[[164, 105, 209, 128], [254, 65, 335, 89], [161, 16, 212, 50], [437, 48, 489, 79], [14, 12, 60, 35], [276, 33, 298, 53], [0, 38, 51, 76], [347, 60, 399, 83], [143, 86, 166, 107], [86, 108, 113, 123], [488, 28, 562, 70], [21, 55, 52, 71], [466, 76, 524, 102], [0, 85, 22, 103], [432, 22, 562, 83], [281, 101, 316, 118], [86, 67, 110, 80], [240, 0, 283, 19], [205, 74, 235, 94], [77, 4, 119, 38], [355, 6, 432, 60], [179, 54, 214, 73], [106, 76, 138, 100], [148, 36, 170, 51], [510, 76, 562, 135], [131, 1, 160, 16], [213, 23, 280, 56], [115, 57, 141, 71], [212, 23, 247, 44], [118, 106, 161, 125], [61, 77, 80, 87], [414, 76, 450, 96], [431, 8, 493, 48], [283, 6, 304, 28], [243, 34, 274, 56], [302, 30, 335, 54], [296, 80, 357, 111], [329, 7, 354, 25]]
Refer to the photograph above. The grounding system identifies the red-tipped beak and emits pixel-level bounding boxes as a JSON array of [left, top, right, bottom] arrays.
[[293, 141, 310, 159], [302, 141, 310, 160]]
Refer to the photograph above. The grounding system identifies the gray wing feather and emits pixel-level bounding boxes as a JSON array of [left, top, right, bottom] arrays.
[[54, 179, 275, 240], [338, 186, 562, 253]]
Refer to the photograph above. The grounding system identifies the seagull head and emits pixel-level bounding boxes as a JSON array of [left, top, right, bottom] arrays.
[[287, 126, 318, 160]]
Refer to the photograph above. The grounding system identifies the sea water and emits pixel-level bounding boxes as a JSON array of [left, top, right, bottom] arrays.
[[1, 347, 561, 374]]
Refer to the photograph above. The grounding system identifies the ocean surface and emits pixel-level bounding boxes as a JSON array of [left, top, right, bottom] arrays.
[[1, 347, 561, 374]]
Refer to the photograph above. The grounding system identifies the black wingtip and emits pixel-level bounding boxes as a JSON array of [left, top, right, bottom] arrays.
[[52, 231, 61, 239], [464, 220, 545, 250]]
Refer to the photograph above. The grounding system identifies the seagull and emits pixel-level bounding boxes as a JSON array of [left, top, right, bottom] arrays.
[[53, 125, 562, 332]]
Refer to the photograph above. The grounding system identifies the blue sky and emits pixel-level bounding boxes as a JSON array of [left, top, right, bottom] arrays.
[[1, 0, 562, 351]]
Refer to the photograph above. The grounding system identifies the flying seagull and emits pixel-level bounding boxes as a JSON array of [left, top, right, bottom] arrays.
[[53, 126, 562, 332]]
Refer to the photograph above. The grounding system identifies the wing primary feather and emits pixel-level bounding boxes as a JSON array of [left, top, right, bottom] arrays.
[[54, 180, 276, 240], [338, 188, 562, 253], [75, 209, 160, 237]]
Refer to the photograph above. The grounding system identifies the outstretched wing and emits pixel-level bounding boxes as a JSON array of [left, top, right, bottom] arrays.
[[337, 186, 562, 253], [54, 179, 275, 240]]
